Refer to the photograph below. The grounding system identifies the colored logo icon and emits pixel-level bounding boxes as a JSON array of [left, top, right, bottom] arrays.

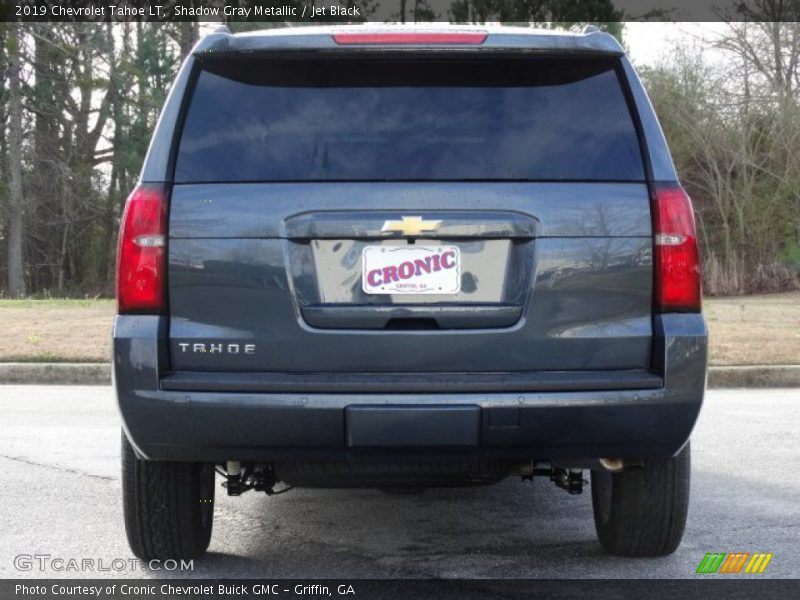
[[696, 552, 773, 574]]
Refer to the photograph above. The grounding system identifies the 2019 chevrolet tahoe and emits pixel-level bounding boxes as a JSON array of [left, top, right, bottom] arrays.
[[115, 24, 707, 560]]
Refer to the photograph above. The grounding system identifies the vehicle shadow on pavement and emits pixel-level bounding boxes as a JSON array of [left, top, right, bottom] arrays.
[[164, 479, 646, 578], [136, 456, 800, 580]]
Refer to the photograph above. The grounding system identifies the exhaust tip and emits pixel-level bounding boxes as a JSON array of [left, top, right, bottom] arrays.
[[599, 458, 625, 472]]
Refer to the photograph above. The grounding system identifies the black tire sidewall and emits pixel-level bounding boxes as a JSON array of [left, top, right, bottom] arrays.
[[591, 443, 691, 557], [121, 430, 215, 560]]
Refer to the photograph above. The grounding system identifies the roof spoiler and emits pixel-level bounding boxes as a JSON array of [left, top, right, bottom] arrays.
[[192, 25, 624, 56]]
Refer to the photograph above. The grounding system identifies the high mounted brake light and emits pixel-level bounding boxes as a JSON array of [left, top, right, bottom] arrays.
[[333, 33, 487, 45], [116, 185, 167, 314], [652, 185, 702, 312]]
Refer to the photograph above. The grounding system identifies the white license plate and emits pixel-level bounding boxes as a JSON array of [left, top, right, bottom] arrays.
[[362, 245, 461, 295]]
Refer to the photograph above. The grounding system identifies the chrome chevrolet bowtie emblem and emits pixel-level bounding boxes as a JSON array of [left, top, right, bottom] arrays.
[[381, 216, 442, 237]]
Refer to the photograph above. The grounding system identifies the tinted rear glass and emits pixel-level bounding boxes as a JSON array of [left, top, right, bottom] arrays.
[[175, 57, 644, 182]]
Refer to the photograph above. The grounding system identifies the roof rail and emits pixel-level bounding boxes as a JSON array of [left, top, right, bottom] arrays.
[[581, 24, 601, 34]]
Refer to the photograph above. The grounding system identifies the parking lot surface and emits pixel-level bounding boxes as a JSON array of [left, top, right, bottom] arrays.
[[0, 386, 798, 579]]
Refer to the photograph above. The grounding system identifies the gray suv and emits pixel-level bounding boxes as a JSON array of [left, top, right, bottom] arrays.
[[115, 25, 707, 561]]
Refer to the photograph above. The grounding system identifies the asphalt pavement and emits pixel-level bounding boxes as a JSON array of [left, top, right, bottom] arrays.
[[0, 385, 798, 580]]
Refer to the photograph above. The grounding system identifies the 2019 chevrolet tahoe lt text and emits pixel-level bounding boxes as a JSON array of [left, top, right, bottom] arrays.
[[115, 25, 707, 560]]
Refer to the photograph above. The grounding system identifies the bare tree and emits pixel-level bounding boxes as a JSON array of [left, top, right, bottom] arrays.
[[643, 32, 800, 295], [717, 1, 800, 103], [6, 22, 26, 296]]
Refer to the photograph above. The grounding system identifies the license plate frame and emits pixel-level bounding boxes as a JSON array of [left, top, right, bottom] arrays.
[[362, 245, 461, 295]]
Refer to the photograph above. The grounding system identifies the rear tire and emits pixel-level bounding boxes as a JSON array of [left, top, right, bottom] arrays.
[[591, 443, 690, 557], [122, 431, 214, 560]]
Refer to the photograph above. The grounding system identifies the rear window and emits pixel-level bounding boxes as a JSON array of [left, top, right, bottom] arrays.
[[175, 57, 644, 183]]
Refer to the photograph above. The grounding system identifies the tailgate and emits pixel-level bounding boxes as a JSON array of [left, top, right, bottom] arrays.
[[167, 182, 652, 373], [165, 52, 653, 375]]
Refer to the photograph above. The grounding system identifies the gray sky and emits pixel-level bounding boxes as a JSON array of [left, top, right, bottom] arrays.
[[625, 22, 728, 66]]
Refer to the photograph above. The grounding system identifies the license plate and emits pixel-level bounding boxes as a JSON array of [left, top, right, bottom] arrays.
[[362, 245, 461, 295]]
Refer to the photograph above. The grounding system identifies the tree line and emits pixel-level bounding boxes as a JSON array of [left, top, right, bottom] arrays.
[[0, 3, 798, 297], [640, 15, 800, 294], [1, 21, 200, 297]]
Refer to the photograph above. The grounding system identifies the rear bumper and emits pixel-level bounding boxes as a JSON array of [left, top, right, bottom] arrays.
[[114, 314, 707, 462]]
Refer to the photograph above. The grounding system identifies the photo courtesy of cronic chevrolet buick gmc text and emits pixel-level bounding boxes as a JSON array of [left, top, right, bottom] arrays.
[[114, 24, 707, 561]]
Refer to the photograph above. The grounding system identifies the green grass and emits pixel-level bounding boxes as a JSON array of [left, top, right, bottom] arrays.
[[5, 353, 88, 363], [0, 298, 114, 309], [0, 294, 798, 365]]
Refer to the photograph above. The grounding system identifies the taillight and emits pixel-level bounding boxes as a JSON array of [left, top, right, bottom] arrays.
[[652, 184, 702, 312], [333, 33, 487, 45], [116, 185, 167, 314]]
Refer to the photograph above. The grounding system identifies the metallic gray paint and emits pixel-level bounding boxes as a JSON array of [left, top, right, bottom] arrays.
[[620, 56, 679, 182], [166, 182, 653, 371], [137, 56, 196, 183], [169, 183, 651, 239], [114, 314, 706, 462], [167, 235, 652, 372], [119, 26, 707, 470]]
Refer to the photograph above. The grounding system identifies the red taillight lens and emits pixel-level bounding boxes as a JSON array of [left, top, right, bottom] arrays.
[[333, 33, 487, 45], [652, 185, 702, 312], [116, 185, 167, 314]]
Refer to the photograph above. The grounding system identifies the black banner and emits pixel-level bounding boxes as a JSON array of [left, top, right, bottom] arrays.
[[4, 579, 800, 600], [3, 0, 800, 23]]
